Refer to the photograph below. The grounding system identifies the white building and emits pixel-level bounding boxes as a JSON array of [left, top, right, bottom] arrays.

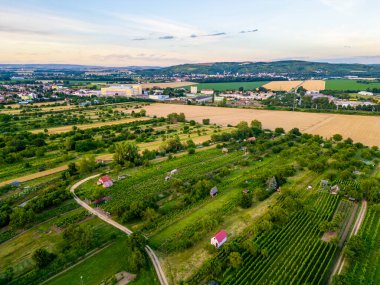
[[358, 91, 374, 96], [201, 89, 214, 95], [190, 86, 198, 94], [306, 90, 320, 95], [101, 85, 142, 96], [148, 94, 169, 101]]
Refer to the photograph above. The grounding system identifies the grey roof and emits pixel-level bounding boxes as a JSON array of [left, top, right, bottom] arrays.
[[210, 186, 218, 194]]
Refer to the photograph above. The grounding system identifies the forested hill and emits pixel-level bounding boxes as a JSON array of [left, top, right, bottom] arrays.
[[136, 60, 380, 78]]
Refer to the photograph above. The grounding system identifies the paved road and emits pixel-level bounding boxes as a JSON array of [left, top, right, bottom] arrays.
[[330, 199, 368, 282], [70, 174, 168, 285]]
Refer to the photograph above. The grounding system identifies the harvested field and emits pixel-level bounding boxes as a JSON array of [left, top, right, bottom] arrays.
[[143, 104, 380, 147], [127, 81, 195, 89], [301, 80, 325, 90], [263, 80, 325, 91], [263, 81, 303, 91], [30, 117, 149, 134]]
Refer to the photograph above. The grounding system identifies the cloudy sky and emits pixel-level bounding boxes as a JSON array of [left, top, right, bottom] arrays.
[[1, 0, 380, 66]]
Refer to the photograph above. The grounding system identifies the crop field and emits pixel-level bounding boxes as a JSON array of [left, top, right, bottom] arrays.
[[142, 104, 380, 147], [216, 194, 339, 285], [127, 81, 195, 89], [46, 237, 159, 285], [301, 80, 326, 91], [262, 80, 303, 91], [31, 117, 149, 134], [262, 80, 325, 91], [325, 79, 380, 91], [190, 81, 268, 91], [341, 207, 380, 285]]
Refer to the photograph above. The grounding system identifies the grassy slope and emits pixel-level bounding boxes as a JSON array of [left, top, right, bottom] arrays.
[[46, 237, 159, 285], [189, 81, 268, 91], [0, 215, 119, 277], [325, 79, 380, 91]]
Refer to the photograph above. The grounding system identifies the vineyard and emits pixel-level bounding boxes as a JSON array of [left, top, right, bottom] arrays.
[[342, 206, 380, 285], [189, 193, 340, 285]]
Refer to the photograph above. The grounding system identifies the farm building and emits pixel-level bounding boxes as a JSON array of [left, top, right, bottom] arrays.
[[97, 175, 113, 188], [221, 147, 229, 153], [210, 186, 219, 197], [358, 91, 373, 96], [330, 185, 340, 195], [211, 229, 227, 248]]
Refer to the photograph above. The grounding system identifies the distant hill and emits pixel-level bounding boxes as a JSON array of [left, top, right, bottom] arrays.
[[136, 60, 380, 78]]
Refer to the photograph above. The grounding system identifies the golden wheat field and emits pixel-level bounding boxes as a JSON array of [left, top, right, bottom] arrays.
[[263, 81, 303, 91], [263, 80, 325, 91], [301, 80, 326, 90], [143, 104, 380, 147]]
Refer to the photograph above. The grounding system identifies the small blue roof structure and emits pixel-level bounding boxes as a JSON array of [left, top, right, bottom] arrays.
[[9, 181, 21, 187]]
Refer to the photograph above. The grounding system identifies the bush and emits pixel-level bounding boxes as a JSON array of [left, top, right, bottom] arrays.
[[32, 248, 56, 268]]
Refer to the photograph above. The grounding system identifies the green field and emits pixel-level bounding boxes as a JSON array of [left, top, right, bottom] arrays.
[[189, 81, 268, 91], [341, 206, 380, 284], [46, 237, 159, 285], [325, 79, 380, 91]]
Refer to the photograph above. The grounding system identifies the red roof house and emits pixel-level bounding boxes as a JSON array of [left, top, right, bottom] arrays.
[[97, 175, 113, 188], [211, 229, 228, 248]]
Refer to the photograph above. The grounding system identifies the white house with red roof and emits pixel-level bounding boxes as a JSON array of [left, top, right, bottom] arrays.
[[97, 175, 113, 188], [211, 229, 227, 248]]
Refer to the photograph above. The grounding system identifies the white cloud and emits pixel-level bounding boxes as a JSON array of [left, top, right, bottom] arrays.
[[320, 0, 365, 13]]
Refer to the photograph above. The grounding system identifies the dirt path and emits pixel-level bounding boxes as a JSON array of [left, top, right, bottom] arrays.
[[70, 175, 168, 285], [338, 203, 359, 248], [330, 200, 368, 282]]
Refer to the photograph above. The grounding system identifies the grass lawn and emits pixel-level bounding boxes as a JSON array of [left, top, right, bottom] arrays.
[[325, 79, 380, 91], [46, 237, 159, 285], [0, 214, 118, 277], [188, 81, 268, 91]]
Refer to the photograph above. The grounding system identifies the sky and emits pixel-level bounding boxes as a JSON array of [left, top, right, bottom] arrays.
[[1, 0, 380, 66]]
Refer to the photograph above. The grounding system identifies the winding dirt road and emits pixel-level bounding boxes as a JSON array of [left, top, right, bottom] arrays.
[[70, 174, 168, 285]]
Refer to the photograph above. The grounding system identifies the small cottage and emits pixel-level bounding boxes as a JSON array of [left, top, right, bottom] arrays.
[[211, 229, 227, 248], [97, 175, 113, 188], [330, 185, 340, 195], [210, 186, 218, 197], [247, 137, 256, 142], [221, 147, 228, 154]]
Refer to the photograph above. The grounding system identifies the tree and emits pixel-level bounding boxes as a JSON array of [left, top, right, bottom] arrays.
[[345, 236, 365, 260], [240, 191, 253, 208], [332, 134, 343, 142], [67, 162, 77, 176], [113, 142, 141, 166], [32, 248, 56, 268], [274, 127, 285, 135], [77, 155, 96, 174], [251, 119, 262, 130], [202, 118, 210, 125], [229, 252, 242, 269]]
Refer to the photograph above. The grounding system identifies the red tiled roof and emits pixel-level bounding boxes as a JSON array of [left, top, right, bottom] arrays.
[[214, 229, 227, 243], [99, 175, 111, 183]]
